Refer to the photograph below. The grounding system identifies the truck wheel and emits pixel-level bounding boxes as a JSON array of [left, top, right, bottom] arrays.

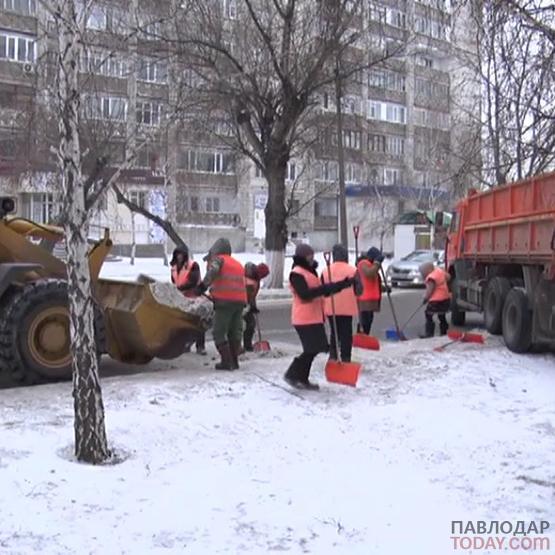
[[484, 277, 511, 334], [450, 279, 466, 326], [0, 280, 105, 384], [502, 288, 533, 353]]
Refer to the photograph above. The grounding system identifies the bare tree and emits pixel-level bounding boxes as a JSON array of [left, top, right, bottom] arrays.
[[464, 0, 555, 185], [168, 0, 393, 287]]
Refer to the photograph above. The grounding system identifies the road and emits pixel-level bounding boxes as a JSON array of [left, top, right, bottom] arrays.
[[259, 288, 488, 345], [0, 288, 484, 389]]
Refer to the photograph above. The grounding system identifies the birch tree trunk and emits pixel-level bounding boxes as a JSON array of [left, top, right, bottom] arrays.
[[55, 0, 110, 464], [130, 210, 136, 266]]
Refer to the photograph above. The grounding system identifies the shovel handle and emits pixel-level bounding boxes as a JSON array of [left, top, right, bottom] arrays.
[[323, 251, 331, 265], [353, 225, 360, 239]]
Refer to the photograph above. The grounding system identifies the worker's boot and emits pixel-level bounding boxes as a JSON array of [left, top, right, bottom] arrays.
[[215, 343, 235, 371], [284, 357, 304, 387], [439, 318, 449, 336], [243, 331, 254, 352], [230, 342, 241, 370], [419, 321, 435, 339]]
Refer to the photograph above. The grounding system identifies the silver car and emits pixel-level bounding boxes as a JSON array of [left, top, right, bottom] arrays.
[[386, 250, 445, 287]]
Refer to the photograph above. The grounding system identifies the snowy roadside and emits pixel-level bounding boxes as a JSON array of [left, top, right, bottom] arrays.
[[0, 337, 553, 554]]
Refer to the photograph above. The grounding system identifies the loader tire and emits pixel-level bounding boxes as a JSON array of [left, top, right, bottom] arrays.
[[502, 288, 532, 354], [0, 280, 105, 384], [484, 277, 511, 335]]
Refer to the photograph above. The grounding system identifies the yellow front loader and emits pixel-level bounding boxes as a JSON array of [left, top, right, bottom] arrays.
[[0, 197, 207, 384]]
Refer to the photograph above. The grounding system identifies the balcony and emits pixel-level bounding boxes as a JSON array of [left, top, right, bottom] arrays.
[[178, 212, 241, 227], [314, 215, 338, 230]]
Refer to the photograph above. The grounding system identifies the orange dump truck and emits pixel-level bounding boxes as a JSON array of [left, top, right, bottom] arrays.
[[446, 172, 555, 353]]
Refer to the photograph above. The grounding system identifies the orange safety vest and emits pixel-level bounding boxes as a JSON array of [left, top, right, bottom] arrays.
[[210, 255, 247, 304], [290, 266, 325, 325], [321, 262, 358, 317], [171, 261, 200, 298], [357, 259, 381, 302], [427, 267, 451, 302]]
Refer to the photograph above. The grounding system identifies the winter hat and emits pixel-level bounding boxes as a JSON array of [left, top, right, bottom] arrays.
[[256, 263, 270, 279], [332, 244, 348, 263], [419, 262, 434, 278], [295, 243, 314, 259], [366, 246, 382, 261], [170, 245, 189, 266], [203, 237, 232, 261]]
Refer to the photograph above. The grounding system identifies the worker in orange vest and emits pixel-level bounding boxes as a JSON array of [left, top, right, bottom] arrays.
[[170, 246, 206, 355], [243, 262, 270, 351], [196, 238, 247, 370], [356, 246, 384, 334], [320, 244, 361, 362], [419, 262, 451, 337], [284, 243, 354, 390]]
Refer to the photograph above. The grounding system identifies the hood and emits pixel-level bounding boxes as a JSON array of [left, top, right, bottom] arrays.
[[292, 255, 318, 275], [170, 245, 189, 266], [204, 237, 232, 261], [332, 244, 348, 263]]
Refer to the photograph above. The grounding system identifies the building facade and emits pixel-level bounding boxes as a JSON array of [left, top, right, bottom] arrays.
[[0, 0, 480, 254]]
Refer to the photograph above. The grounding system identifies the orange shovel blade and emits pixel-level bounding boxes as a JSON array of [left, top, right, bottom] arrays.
[[353, 333, 380, 351], [325, 360, 362, 387], [253, 341, 271, 352], [460, 332, 485, 344], [447, 330, 464, 340]]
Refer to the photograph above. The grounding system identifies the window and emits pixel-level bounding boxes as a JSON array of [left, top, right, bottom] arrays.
[[369, 2, 386, 23], [414, 108, 450, 129], [315, 198, 337, 217], [86, 4, 107, 30], [387, 8, 406, 29], [205, 197, 220, 213], [214, 119, 233, 137], [25, 193, 60, 224], [138, 57, 167, 84], [368, 100, 406, 124], [368, 133, 386, 153], [345, 163, 362, 184], [316, 160, 338, 181], [84, 95, 127, 121], [415, 55, 434, 68], [0, 0, 36, 15], [129, 190, 147, 209], [368, 69, 405, 92], [81, 48, 127, 78], [286, 162, 296, 182], [223, 0, 237, 19], [178, 150, 235, 174], [414, 16, 447, 39], [136, 101, 162, 126], [416, 78, 449, 99], [386, 39, 404, 57], [342, 95, 362, 115], [387, 135, 405, 157], [384, 167, 401, 185], [137, 13, 162, 38], [0, 32, 35, 62], [368, 166, 383, 185]]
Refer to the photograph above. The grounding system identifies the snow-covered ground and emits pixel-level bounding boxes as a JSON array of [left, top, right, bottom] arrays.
[[1, 336, 553, 554], [99, 253, 392, 287]]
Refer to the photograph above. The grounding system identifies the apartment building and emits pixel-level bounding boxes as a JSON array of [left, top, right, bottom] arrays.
[[0, 0, 479, 253]]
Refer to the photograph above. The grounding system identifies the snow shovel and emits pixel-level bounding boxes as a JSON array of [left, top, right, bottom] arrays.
[[434, 330, 485, 352], [381, 267, 406, 341], [351, 225, 380, 351], [323, 251, 362, 387], [253, 313, 271, 352]]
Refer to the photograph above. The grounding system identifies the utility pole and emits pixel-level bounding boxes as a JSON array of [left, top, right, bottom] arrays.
[[334, 57, 348, 249]]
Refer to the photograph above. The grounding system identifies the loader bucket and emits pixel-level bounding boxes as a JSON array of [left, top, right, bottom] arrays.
[[94, 279, 211, 365]]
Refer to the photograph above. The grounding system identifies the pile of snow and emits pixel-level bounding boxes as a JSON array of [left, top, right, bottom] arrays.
[[1, 336, 553, 553], [149, 282, 214, 329]]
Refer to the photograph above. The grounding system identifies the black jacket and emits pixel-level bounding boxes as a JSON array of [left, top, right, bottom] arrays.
[[171, 261, 201, 292], [289, 256, 350, 301]]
